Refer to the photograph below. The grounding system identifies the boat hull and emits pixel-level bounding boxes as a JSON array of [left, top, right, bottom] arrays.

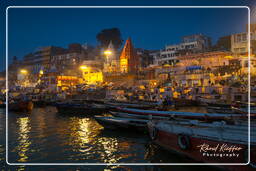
[[8, 101, 34, 112], [117, 107, 254, 121], [56, 104, 106, 115], [94, 116, 148, 132], [148, 123, 256, 171]]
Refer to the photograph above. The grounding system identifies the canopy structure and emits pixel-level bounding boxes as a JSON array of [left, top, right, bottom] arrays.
[[186, 65, 202, 71]]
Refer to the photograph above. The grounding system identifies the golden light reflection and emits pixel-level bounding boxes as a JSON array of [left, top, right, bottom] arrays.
[[97, 137, 121, 163], [68, 118, 102, 151], [16, 117, 31, 162]]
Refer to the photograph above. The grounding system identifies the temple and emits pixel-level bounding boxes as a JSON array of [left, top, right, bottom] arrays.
[[119, 37, 138, 73]]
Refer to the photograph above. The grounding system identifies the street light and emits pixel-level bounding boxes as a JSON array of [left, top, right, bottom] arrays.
[[80, 65, 88, 70], [20, 69, 28, 74], [39, 70, 44, 75], [104, 50, 112, 55], [104, 50, 112, 72], [19, 69, 28, 87]]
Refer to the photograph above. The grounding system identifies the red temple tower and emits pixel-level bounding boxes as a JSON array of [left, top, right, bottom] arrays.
[[119, 37, 138, 73]]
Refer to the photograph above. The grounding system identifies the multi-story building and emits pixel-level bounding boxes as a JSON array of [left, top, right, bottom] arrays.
[[50, 43, 95, 74], [136, 48, 155, 69], [51, 52, 84, 73], [156, 34, 211, 65], [180, 34, 211, 52], [158, 44, 180, 65], [150, 50, 161, 66], [23, 46, 65, 74], [154, 51, 235, 86], [231, 24, 256, 56]]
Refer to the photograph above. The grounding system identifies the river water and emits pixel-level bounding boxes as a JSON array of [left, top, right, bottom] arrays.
[[0, 107, 220, 171]]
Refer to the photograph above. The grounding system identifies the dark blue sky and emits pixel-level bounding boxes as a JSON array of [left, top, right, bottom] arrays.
[[1, 0, 256, 71]]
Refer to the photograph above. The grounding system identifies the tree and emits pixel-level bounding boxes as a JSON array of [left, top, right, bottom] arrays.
[[96, 28, 123, 49]]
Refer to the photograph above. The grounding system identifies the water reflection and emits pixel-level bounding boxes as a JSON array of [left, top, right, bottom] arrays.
[[97, 137, 121, 163], [16, 117, 31, 162], [68, 117, 102, 150], [64, 116, 136, 163]]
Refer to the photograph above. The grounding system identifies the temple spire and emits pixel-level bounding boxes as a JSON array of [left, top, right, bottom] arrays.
[[119, 37, 138, 73]]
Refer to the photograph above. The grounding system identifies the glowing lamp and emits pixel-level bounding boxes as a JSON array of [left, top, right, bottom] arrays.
[[80, 65, 88, 70], [159, 88, 165, 93], [20, 69, 28, 74], [104, 50, 112, 55]]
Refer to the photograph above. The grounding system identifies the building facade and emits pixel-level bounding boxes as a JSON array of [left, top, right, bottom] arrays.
[[119, 37, 139, 73], [231, 24, 256, 56], [23, 46, 65, 74], [156, 34, 211, 65]]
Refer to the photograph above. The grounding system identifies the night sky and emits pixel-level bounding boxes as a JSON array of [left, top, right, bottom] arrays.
[[1, 0, 256, 71]]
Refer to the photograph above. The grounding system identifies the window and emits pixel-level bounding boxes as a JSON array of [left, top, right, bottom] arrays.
[[240, 48, 246, 52], [242, 34, 247, 41]]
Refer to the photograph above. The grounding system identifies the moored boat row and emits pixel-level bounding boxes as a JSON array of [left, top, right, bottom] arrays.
[[92, 103, 255, 171]]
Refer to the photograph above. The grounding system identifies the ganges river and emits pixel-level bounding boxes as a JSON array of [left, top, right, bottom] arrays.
[[0, 107, 220, 171]]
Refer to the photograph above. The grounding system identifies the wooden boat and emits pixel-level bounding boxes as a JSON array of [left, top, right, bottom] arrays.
[[232, 102, 256, 115], [55, 101, 107, 115], [8, 101, 34, 112], [94, 116, 148, 132], [0, 102, 6, 108], [206, 101, 256, 115], [206, 102, 236, 114], [206, 106, 236, 114], [110, 111, 167, 120], [104, 100, 157, 110], [173, 98, 198, 107], [147, 119, 256, 171], [116, 107, 255, 121]]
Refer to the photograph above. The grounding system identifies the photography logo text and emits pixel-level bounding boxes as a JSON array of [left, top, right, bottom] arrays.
[[197, 143, 242, 158]]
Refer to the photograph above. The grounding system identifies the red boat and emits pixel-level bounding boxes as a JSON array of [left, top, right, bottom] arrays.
[[147, 119, 256, 171]]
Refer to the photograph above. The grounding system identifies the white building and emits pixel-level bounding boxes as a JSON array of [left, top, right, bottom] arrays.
[[156, 34, 211, 66], [231, 32, 256, 56], [158, 44, 180, 65]]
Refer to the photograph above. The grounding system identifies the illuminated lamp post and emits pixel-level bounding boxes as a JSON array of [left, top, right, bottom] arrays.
[[20, 69, 28, 87], [104, 50, 112, 72], [20, 69, 28, 75], [38, 69, 44, 84]]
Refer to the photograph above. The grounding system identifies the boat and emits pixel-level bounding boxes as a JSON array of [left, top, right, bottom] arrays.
[[94, 116, 148, 132], [104, 101, 157, 110], [232, 102, 256, 115], [147, 119, 256, 171], [110, 111, 168, 120], [116, 107, 255, 121], [206, 106, 237, 114], [173, 98, 198, 107], [55, 100, 107, 115], [8, 100, 34, 112], [29, 95, 47, 107], [0, 101, 6, 108], [206, 103, 236, 114]]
